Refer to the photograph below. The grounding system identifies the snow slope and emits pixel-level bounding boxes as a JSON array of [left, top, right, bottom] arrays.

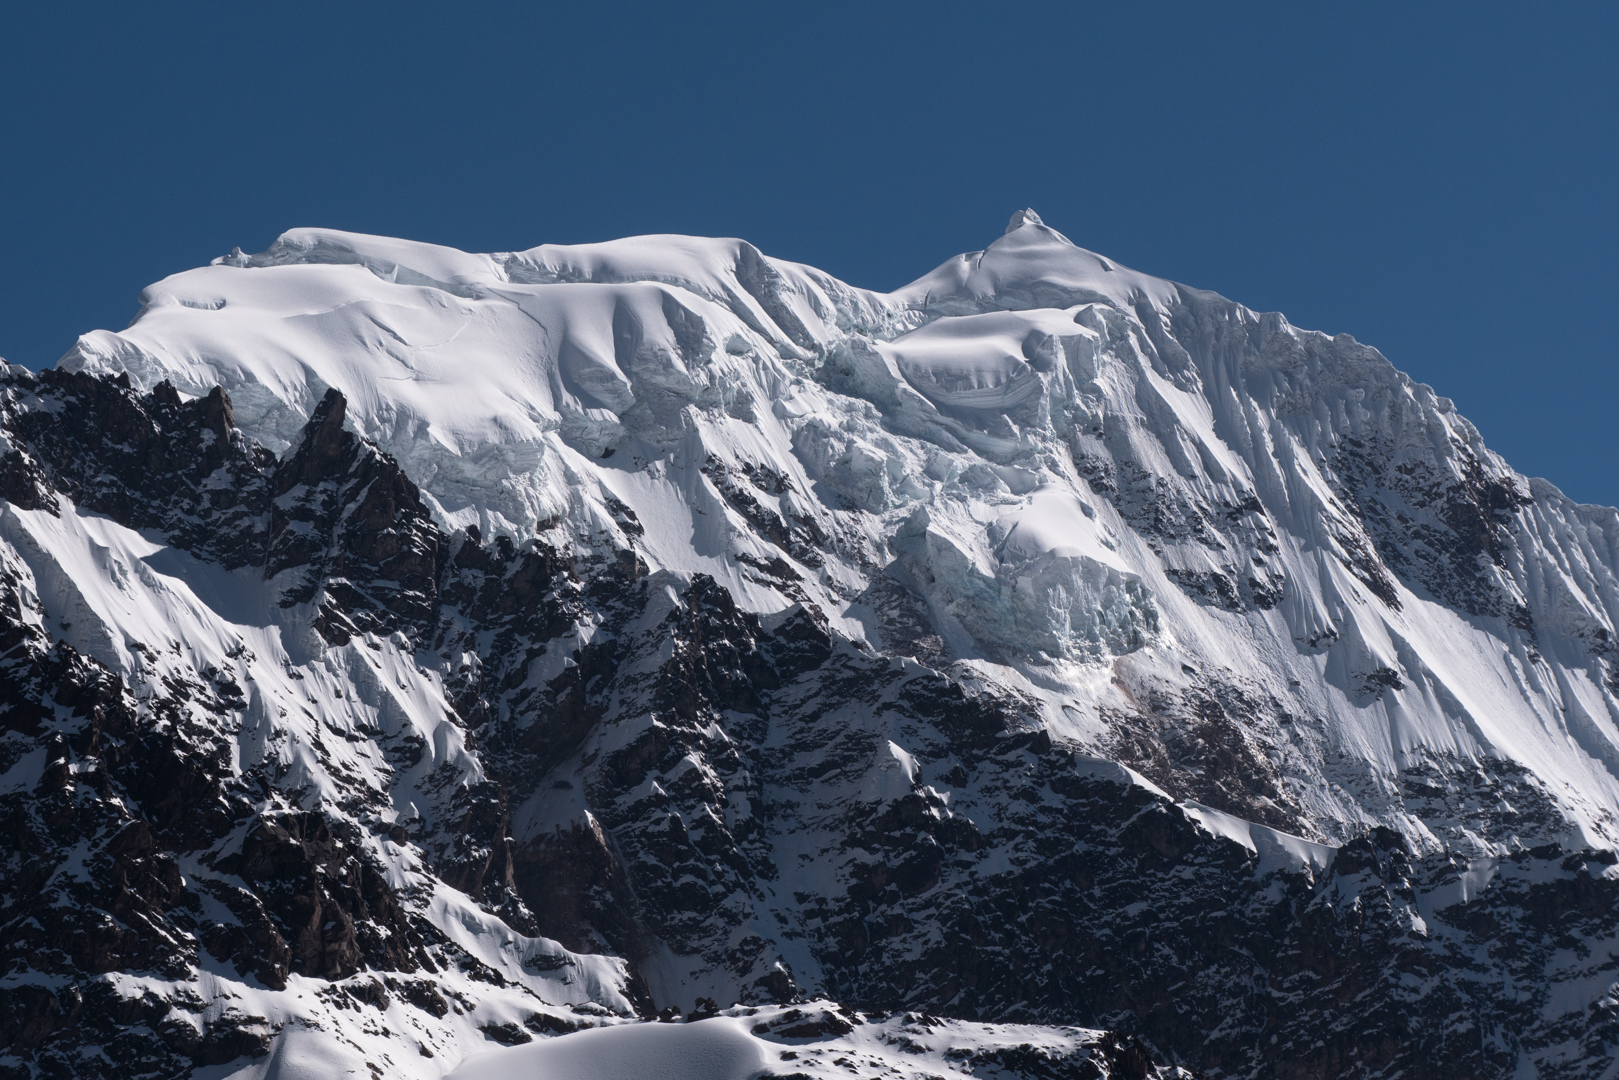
[[62, 210, 1619, 856], [442, 1005, 1156, 1080], [447, 1017, 765, 1080]]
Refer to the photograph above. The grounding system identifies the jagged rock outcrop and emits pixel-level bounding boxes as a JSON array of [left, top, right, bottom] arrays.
[[0, 368, 633, 1080]]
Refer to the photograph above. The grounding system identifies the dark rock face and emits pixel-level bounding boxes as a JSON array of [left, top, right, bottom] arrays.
[[4, 367, 1619, 1079], [212, 810, 428, 985], [1100, 669, 1304, 832], [797, 755, 1618, 1079], [0, 555, 276, 1077], [1332, 434, 1531, 620], [4, 368, 274, 568], [702, 455, 829, 570], [267, 388, 444, 643], [423, 512, 1619, 1077], [0, 379, 274, 1076], [0, 371, 541, 1078]]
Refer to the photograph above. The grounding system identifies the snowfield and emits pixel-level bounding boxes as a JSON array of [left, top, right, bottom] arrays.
[[441, 1007, 1147, 1080]]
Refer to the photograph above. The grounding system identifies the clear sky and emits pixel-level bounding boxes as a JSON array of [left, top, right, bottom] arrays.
[[2, 3, 1615, 504]]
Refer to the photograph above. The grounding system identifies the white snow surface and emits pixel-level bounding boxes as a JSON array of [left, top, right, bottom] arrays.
[[447, 1017, 765, 1080], [60, 211, 1619, 857], [440, 1005, 1128, 1080]]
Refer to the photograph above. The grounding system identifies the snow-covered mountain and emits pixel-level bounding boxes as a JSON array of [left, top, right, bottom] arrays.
[[4, 210, 1619, 1078]]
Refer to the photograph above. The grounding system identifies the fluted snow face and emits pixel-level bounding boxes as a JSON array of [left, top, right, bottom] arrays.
[[62, 215, 1619, 853]]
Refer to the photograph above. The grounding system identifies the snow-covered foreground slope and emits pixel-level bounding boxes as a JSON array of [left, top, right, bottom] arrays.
[[4, 211, 1619, 1078], [442, 1004, 1177, 1080]]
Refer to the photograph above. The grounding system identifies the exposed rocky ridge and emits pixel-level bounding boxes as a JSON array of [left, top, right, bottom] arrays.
[[0, 368, 634, 1080]]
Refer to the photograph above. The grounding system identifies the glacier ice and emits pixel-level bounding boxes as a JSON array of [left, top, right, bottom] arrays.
[[57, 213, 1619, 856]]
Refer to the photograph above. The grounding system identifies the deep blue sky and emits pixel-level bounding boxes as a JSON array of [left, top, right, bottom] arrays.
[[3, 3, 1615, 503]]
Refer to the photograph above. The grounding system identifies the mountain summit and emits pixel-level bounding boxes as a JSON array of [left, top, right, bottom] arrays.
[[1006, 207, 1044, 231], [4, 215, 1618, 1078]]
